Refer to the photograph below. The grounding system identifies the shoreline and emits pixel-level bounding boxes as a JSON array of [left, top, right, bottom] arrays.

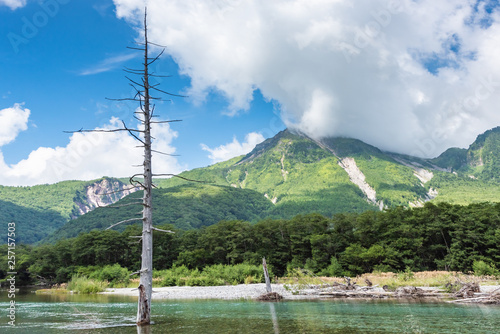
[[100, 283, 500, 302]]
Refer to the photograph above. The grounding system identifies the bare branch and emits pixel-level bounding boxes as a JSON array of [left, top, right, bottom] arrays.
[[149, 74, 172, 78], [94, 186, 140, 196], [104, 201, 143, 209], [106, 218, 143, 230], [122, 120, 146, 145], [126, 76, 146, 89], [147, 48, 165, 66], [152, 149, 180, 157], [130, 174, 147, 190], [148, 41, 167, 48], [150, 120, 182, 124], [149, 85, 187, 98], [130, 270, 144, 276], [124, 67, 144, 74], [63, 128, 140, 134], [152, 174, 211, 183], [152, 227, 174, 233], [105, 97, 141, 102]]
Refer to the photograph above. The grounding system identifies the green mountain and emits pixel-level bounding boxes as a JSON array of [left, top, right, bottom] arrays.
[[43, 183, 274, 243], [8, 127, 500, 244], [157, 128, 500, 209], [156, 129, 430, 211], [0, 178, 135, 244]]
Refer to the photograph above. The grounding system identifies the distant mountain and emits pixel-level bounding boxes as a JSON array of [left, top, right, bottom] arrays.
[[157, 127, 500, 210], [7, 127, 500, 244], [0, 178, 136, 244], [156, 129, 429, 210], [43, 183, 274, 243]]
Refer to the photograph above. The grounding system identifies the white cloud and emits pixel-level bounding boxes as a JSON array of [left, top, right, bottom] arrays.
[[114, 0, 500, 158], [201, 132, 265, 163], [0, 0, 27, 10], [79, 53, 138, 75], [0, 103, 30, 146], [0, 111, 184, 186]]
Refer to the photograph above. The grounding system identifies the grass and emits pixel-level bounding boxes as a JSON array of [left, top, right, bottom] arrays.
[[279, 270, 500, 292], [35, 289, 71, 295], [67, 275, 108, 294]]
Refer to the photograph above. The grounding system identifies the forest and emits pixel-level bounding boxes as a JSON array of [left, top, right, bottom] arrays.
[[1, 201, 499, 286]]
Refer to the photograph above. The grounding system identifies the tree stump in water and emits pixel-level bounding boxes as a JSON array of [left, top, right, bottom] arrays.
[[137, 284, 150, 326], [257, 292, 283, 301]]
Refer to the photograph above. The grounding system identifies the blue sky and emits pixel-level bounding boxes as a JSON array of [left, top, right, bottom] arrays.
[[0, 0, 283, 185], [1, 0, 500, 186]]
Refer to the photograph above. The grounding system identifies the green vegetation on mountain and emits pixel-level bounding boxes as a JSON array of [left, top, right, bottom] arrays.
[[0, 180, 90, 218], [0, 200, 67, 244], [157, 130, 426, 215], [466, 126, 500, 180], [0, 177, 133, 244], [5, 126, 500, 246], [43, 183, 274, 243], [430, 147, 467, 171], [4, 202, 499, 286], [428, 172, 500, 204]]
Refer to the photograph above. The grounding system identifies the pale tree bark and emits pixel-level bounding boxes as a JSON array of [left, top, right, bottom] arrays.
[[67, 8, 182, 326], [263, 257, 272, 293], [136, 10, 154, 326]]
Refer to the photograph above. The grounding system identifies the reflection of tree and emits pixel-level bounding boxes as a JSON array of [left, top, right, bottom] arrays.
[[137, 324, 152, 334], [269, 302, 280, 334]]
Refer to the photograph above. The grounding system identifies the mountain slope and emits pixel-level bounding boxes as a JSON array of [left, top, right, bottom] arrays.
[[158, 127, 500, 211], [0, 200, 67, 244], [157, 129, 433, 213], [9, 126, 500, 244], [43, 183, 274, 242], [0, 177, 136, 244]]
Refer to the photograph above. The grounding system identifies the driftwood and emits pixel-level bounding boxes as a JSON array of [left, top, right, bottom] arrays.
[[453, 282, 480, 298], [394, 286, 425, 298], [450, 287, 500, 304], [257, 292, 283, 301]]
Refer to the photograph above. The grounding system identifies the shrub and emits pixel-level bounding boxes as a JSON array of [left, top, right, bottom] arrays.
[[154, 263, 265, 287], [397, 266, 415, 281], [67, 275, 107, 294], [472, 260, 499, 277], [319, 257, 344, 277], [202, 263, 264, 285], [89, 264, 130, 287]]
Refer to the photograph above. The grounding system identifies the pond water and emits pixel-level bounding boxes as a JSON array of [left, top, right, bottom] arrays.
[[1, 289, 499, 333]]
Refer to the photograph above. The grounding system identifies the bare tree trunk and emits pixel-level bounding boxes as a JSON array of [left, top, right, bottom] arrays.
[[263, 257, 272, 293], [137, 11, 153, 326]]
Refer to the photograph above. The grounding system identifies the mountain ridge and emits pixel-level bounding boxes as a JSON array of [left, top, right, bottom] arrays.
[[5, 126, 500, 244]]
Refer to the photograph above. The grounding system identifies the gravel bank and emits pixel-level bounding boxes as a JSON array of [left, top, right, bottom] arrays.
[[101, 284, 500, 301], [102, 283, 297, 300]]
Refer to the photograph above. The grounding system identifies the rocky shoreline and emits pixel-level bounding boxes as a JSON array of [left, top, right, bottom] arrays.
[[101, 283, 500, 304]]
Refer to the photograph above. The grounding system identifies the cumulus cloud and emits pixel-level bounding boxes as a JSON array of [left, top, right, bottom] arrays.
[[0, 0, 27, 10], [0, 104, 30, 146], [114, 0, 500, 158], [0, 109, 183, 186], [201, 132, 265, 163]]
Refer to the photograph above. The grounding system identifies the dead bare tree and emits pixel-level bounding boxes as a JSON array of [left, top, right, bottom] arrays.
[[66, 8, 184, 325]]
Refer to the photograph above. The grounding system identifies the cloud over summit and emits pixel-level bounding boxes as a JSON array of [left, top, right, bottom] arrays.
[[114, 0, 500, 158]]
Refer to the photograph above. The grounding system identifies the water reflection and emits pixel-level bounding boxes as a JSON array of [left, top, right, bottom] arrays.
[[268, 302, 279, 334], [2, 292, 500, 334], [137, 324, 151, 334]]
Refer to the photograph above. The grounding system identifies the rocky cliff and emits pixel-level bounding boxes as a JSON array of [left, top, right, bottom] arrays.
[[71, 178, 139, 218]]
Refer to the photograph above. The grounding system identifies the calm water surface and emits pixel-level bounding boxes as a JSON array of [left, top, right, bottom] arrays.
[[1, 289, 499, 333]]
